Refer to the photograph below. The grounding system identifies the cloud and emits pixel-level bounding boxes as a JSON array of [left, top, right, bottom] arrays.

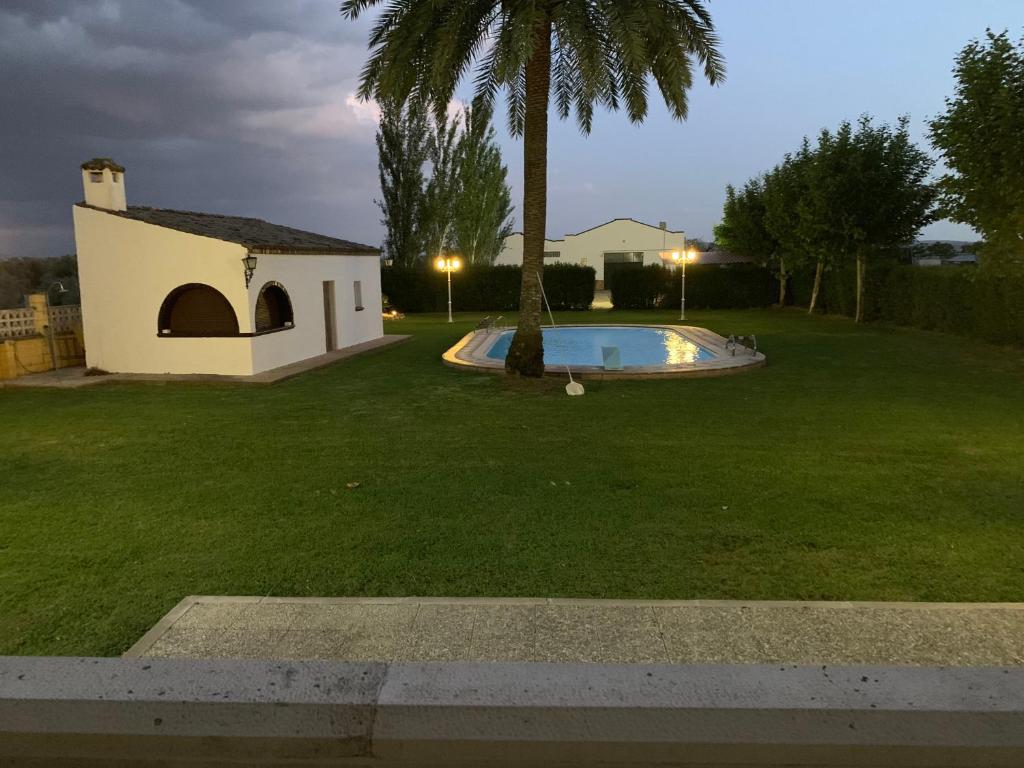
[[0, 0, 384, 256]]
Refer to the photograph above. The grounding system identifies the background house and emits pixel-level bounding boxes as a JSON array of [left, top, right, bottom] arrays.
[[73, 158, 383, 376], [496, 218, 687, 289]]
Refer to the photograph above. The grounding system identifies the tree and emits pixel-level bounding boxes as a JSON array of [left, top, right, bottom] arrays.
[[422, 110, 461, 261], [0, 255, 79, 308], [344, 0, 724, 376], [763, 143, 814, 309], [807, 116, 934, 321], [713, 178, 782, 302], [452, 105, 514, 264], [929, 30, 1024, 274], [375, 100, 429, 266]]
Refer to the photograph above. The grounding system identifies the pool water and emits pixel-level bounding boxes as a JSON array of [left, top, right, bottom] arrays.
[[485, 326, 714, 367]]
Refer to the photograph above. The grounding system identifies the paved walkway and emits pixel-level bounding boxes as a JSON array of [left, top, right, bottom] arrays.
[[126, 597, 1024, 666], [1, 335, 410, 388]]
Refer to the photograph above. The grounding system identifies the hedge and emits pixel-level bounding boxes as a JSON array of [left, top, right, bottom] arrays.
[[610, 264, 778, 310], [790, 262, 1024, 345], [381, 264, 595, 313]]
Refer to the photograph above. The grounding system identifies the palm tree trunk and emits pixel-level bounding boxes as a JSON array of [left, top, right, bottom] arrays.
[[777, 255, 787, 306], [505, 13, 551, 377], [808, 259, 823, 314], [855, 250, 866, 323]]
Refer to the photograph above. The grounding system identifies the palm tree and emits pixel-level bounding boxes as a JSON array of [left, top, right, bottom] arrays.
[[343, 0, 724, 376]]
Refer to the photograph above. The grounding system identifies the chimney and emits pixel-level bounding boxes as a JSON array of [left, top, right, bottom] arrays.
[[659, 221, 667, 230], [81, 158, 126, 211]]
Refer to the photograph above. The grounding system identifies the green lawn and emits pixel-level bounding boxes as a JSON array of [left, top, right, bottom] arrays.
[[1, 309, 1023, 656]]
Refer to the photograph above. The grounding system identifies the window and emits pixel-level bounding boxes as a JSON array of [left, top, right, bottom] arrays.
[[111, 172, 121, 183], [543, 251, 561, 259], [254, 282, 294, 332], [580, 257, 588, 266], [89, 172, 103, 183], [158, 284, 239, 336], [353, 280, 364, 311]]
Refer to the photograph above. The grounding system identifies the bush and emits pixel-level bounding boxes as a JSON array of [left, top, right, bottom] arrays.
[[380, 264, 595, 313], [609, 265, 668, 309], [541, 264, 596, 310], [791, 261, 1024, 346], [610, 264, 778, 310]]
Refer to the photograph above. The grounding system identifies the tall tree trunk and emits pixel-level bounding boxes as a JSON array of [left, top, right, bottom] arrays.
[[777, 255, 787, 306], [855, 251, 866, 323], [505, 13, 551, 377], [808, 259, 824, 314]]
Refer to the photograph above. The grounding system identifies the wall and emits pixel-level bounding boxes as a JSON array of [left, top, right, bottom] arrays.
[[74, 206, 385, 376], [496, 220, 687, 282], [0, 295, 85, 381], [249, 253, 384, 374], [1, 656, 1021, 766], [74, 206, 256, 375]]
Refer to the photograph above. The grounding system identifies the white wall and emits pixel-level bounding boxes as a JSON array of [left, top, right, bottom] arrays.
[[496, 219, 687, 282], [74, 206, 384, 376], [74, 206, 256, 375], [249, 253, 383, 374]]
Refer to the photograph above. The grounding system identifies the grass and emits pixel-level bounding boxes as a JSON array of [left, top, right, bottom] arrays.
[[1, 308, 1023, 656]]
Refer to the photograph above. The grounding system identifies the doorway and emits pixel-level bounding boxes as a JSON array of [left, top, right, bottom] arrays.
[[322, 280, 337, 352]]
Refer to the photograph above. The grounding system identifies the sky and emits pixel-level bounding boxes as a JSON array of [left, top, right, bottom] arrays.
[[1, 0, 1022, 258]]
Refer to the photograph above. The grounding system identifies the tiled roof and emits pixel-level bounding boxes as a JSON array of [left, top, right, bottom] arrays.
[[81, 158, 125, 172], [76, 204, 380, 255]]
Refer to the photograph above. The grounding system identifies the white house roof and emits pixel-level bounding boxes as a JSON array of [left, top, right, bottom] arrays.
[[75, 203, 380, 255], [508, 217, 685, 241]]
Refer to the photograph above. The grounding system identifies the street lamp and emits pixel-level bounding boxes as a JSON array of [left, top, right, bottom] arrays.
[[670, 248, 698, 321], [45, 281, 68, 373], [434, 255, 462, 323]]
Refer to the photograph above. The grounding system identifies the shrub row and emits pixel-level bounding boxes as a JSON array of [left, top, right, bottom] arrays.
[[790, 262, 1024, 345], [381, 264, 595, 313], [609, 264, 779, 310]]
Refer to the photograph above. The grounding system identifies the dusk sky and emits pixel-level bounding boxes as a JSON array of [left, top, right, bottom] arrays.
[[1, 0, 1022, 258]]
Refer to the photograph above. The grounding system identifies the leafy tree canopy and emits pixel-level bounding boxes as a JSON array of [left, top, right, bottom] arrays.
[[930, 30, 1024, 272]]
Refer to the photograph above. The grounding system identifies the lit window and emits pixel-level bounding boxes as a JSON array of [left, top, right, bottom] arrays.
[[354, 280, 364, 311]]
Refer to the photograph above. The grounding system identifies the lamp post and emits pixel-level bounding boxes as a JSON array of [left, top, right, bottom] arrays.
[[434, 255, 462, 323], [670, 249, 698, 321], [45, 281, 68, 372]]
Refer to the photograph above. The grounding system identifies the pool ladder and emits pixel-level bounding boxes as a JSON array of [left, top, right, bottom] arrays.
[[476, 316, 509, 333], [725, 334, 757, 356]]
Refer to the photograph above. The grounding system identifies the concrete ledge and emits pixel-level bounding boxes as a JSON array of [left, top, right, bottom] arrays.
[[2, 656, 1022, 766], [442, 324, 765, 379], [0, 334, 411, 388]]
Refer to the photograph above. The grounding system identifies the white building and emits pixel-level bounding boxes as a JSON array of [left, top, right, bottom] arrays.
[[495, 218, 687, 288], [72, 158, 383, 376]]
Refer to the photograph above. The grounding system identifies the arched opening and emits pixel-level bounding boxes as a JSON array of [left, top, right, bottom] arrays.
[[254, 282, 294, 332], [158, 283, 239, 336]]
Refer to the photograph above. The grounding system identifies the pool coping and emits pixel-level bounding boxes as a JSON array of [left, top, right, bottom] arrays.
[[442, 323, 765, 379]]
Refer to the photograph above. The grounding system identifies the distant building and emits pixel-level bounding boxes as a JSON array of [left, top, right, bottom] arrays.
[[72, 158, 383, 376], [496, 218, 687, 289]]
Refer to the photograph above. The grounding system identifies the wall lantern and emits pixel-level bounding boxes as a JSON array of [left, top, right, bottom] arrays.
[[242, 254, 258, 288]]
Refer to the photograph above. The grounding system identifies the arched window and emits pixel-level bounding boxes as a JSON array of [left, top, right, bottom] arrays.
[[254, 282, 294, 332], [158, 284, 239, 336]]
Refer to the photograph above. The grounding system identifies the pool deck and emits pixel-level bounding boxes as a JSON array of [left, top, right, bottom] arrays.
[[126, 596, 1024, 667], [442, 324, 765, 379]]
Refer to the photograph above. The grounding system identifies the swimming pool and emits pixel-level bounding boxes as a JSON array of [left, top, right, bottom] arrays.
[[485, 326, 714, 367], [442, 324, 765, 378]]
